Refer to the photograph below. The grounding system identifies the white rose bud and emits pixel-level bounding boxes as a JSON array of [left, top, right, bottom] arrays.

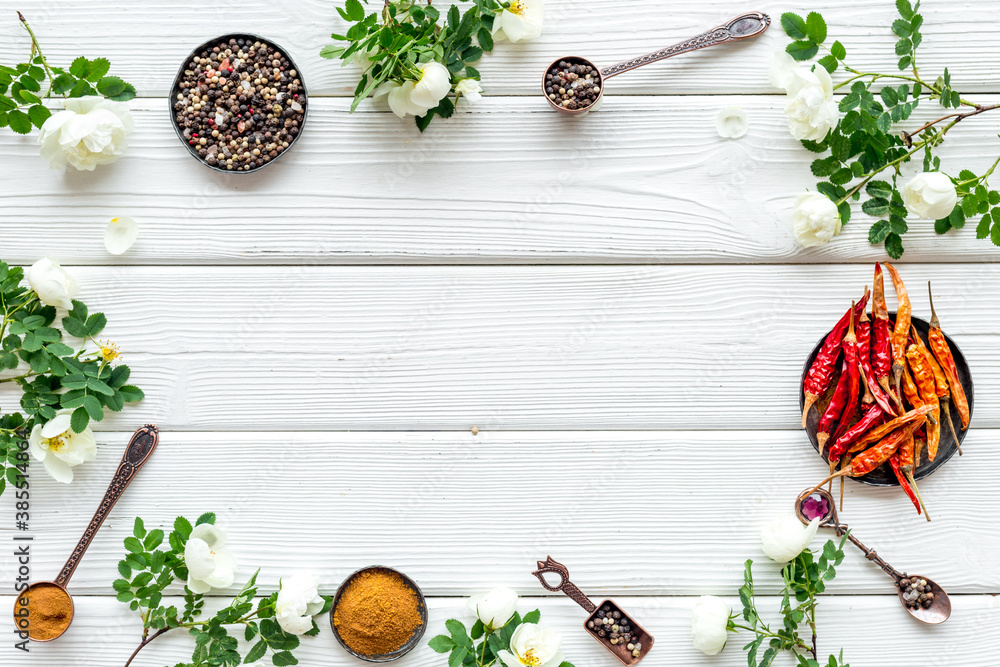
[[468, 587, 518, 630], [761, 514, 820, 564], [690, 596, 732, 656], [26, 257, 80, 309], [792, 193, 842, 248], [782, 65, 838, 142], [901, 172, 958, 220]]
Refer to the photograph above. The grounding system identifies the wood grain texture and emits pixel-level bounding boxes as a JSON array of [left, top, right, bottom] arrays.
[[3, 96, 1000, 265], [2, 1, 1000, 97], [0, 264, 993, 431], [1, 430, 995, 597], [4, 595, 999, 667]]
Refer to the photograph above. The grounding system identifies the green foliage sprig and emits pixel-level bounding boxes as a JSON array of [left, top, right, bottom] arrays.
[[0, 260, 144, 496], [780, 1, 1000, 257], [429, 609, 574, 667], [732, 537, 849, 667], [321, 0, 510, 131], [0, 11, 136, 135], [118, 513, 332, 667]]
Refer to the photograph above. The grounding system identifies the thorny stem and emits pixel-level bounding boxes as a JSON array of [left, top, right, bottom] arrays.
[[905, 104, 1000, 142], [123, 627, 169, 667], [16, 12, 57, 97]]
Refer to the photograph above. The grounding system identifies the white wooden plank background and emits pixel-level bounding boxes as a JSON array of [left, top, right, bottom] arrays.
[[1, 0, 999, 665]]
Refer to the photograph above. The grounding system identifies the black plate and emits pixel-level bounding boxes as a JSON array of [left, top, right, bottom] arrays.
[[330, 565, 427, 662], [168, 33, 308, 173], [800, 313, 973, 486]]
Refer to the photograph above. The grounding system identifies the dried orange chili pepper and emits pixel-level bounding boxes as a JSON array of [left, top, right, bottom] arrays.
[[901, 363, 922, 410], [812, 418, 926, 492], [907, 344, 941, 461], [849, 404, 934, 451], [828, 403, 883, 462], [801, 294, 870, 427], [884, 263, 911, 403], [928, 282, 970, 430], [911, 324, 961, 455], [889, 446, 923, 518]]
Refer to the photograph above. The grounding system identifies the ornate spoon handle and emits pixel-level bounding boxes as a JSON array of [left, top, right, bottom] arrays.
[[532, 556, 597, 613], [600, 12, 771, 80], [55, 425, 159, 588]]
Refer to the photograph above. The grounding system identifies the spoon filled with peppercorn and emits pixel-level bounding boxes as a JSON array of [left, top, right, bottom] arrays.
[[543, 12, 770, 116], [796, 488, 952, 625]]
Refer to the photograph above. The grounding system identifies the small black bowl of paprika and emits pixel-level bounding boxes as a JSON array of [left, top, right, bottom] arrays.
[[801, 313, 973, 486], [168, 33, 308, 173], [330, 565, 428, 662]]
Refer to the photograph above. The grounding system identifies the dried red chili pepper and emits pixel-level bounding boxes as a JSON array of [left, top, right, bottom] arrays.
[[896, 432, 930, 519], [889, 448, 922, 517], [907, 344, 942, 462], [828, 403, 883, 462], [871, 264, 894, 395], [850, 404, 935, 451], [884, 263, 911, 402], [857, 308, 897, 417], [829, 305, 861, 447], [802, 293, 870, 427], [816, 361, 850, 454], [928, 282, 970, 431]]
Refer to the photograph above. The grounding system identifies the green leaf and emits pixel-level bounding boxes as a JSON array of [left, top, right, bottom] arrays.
[[319, 45, 346, 59], [866, 180, 893, 199], [805, 12, 827, 44], [345, 0, 365, 22], [897, 0, 914, 20], [119, 385, 145, 402], [429, 635, 455, 653], [837, 201, 852, 226], [862, 198, 890, 216], [880, 87, 899, 107], [69, 57, 92, 78], [144, 529, 164, 550], [895, 38, 912, 56], [522, 609, 541, 624], [898, 55, 913, 71], [869, 220, 891, 244], [885, 232, 905, 259], [949, 205, 966, 229], [71, 407, 90, 433], [831, 40, 846, 60], [979, 215, 994, 239], [780, 12, 808, 40], [196, 512, 216, 526], [818, 55, 838, 74], [97, 76, 136, 102], [83, 394, 104, 421], [244, 640, 267, 664], [123, 536, 144, 554], [134, 516, 147, 539], [86, 312, 108, 337], [174, 515, 193, 538], [786, 40, 819, 61], [8, 109, 31, 135], [448, 647, 468, 667], [52, 73, 75, 95], [271, 651, 298, 666], [87, 57, 111, 82], [992, 221, 1000, 247], [478, 27, 495, 53]]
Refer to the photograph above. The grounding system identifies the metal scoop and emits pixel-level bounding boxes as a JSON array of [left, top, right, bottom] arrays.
[[13, 425, 159, 641], [533, 557, 653, 665], [795, 488, 952, 625], [542, 11, 771, 116]]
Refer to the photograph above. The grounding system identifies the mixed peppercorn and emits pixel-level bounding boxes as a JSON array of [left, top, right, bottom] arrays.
[[586, 603, 644, 660], [545, 60, 602, 111], [172, 36, 306, 171], [803, 264, 970, 518], [899, 575, 936, 610]]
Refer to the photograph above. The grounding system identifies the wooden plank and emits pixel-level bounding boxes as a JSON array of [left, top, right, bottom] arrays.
[[0, 264, 995, 431], [6, 594, 998, 666], [3, 97, 1000, 265], [2, 1, 999, 97], [3, 430, 996, 596]]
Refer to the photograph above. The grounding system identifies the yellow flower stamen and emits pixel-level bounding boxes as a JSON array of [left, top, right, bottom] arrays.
[[520, 649, 541, 667], [99, 339, 121, 362], [45, 435, 68, 452], [509, 0, 525, 15]]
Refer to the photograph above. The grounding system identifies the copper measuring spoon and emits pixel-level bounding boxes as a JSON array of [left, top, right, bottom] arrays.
[[533, 557, 653, 665], [795, 488, 951, 625], [543, 11, 771, 116], [13, 425, 159, 641]]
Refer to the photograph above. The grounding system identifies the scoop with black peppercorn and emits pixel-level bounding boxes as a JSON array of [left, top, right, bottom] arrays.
[[532, 557, 653, 665], [169, 34, 307, 172], [542, 12, 770, 116]]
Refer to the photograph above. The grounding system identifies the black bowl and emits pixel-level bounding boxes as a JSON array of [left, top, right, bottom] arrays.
[[168, 33, 308, 173], [330, 566, 428, 662], [800, 313, 973, 486]]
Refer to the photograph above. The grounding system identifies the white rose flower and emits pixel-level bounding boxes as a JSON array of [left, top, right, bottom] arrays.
[[781, 64, 838, 142], [792, 192, 842, 248], [276, 573, 327, 635], [498, 623, 563, 667], [27, 257, 79, 309], [185, 524, 236, 594], [768, 50, 799, 90], [27, 410, 97, 484], [690, 596, 732, 656], [468, 587, 518, 630], [38, 97, 133, 171], [901, 172, 958, 220], [376, 62, 453, 119], [455, 78, 484, 104], [104, 216, 139, 255], [761, 514, 820, 563], [493, 0, 544, 43], [716, 106, 748, 139]]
